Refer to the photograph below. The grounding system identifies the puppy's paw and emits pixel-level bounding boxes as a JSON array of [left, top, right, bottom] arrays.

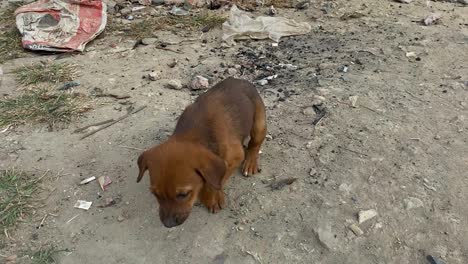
[[201, 190, 226, 213], [242, 151, 261, 177]]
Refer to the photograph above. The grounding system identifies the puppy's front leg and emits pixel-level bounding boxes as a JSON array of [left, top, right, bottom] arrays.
[[199, 185, 226, 213]]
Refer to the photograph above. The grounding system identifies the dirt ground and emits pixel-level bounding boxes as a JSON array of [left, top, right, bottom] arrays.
[[1, 0, 468, 263]]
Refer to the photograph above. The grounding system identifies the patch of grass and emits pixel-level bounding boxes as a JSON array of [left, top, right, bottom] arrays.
[[0, 88, 90, 128], [0, 5, 26, 63], [14, 62, 79, 86], [109, 13, 226, 39], [0, 169, 46, 228], [31, 246, 68, 264]]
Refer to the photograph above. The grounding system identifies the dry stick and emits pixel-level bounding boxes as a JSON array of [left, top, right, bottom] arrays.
[[80, 105, 147, 140], [73, 119, 115, 133]]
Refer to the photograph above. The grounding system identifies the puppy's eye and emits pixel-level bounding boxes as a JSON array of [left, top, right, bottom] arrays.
[[176, 191, 191, 200]]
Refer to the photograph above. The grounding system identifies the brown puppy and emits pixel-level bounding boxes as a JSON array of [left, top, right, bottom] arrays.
[[136, 77, 266, 228]]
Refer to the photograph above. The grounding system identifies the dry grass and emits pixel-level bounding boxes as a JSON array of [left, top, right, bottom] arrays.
[[0, 4, 26, 63], [0, 169, 47, 228], [30, 246, 69, 264], [14, 62, 79, 86], [0, 88, 90, 128], [108, 12, 226, 39]]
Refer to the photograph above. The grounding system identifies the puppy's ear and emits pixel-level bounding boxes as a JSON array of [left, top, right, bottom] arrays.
[[196, 149, 226, 190], [136, 151, 148, 183]]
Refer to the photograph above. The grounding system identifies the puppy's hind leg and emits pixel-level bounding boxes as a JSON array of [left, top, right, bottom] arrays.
[[242, 99, 266, 176]]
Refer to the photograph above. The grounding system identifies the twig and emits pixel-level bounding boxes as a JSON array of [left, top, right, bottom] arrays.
[[66, 214, 80, 224], [73, 119, 115, 133], [155, 46, 183, 54], [80, 105, 147, 140], [117, 145, 145, 151]]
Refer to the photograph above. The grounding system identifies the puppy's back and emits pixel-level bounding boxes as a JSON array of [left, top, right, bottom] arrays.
[[174, 78, 262, 153]]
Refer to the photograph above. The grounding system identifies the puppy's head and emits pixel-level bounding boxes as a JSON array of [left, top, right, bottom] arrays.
[[136, 140, 226, 228]]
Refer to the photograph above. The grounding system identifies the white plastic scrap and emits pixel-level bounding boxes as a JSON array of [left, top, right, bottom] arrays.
[[222, 5, 312, 45]]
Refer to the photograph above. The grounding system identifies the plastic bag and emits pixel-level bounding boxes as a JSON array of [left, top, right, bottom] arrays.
[[14, 0, 107, 52], [222, 5, 311, 44]]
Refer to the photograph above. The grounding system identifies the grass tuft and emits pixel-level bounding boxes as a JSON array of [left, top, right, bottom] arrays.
[[0, 4, 26, 63], [0, 169, 46, 228], [31, 246, 68, 264], [14, 62, 79, 86], [109, 13, 226, 39], [0, 88, 90, 128]]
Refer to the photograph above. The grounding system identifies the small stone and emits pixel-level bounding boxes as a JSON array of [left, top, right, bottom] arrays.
[[117, 215, 125, 222], [349, 95, 358, 108], [120, 7, 131, 16], [257, 79, 268, 86], [267, 5, 278, 16], [234, 64, 242, 69], [190, 76, 209, 90], [358, 209, 378, 224], [311, 95, 326, 105], [348, 223, 364, 236], [265, 134, 273, 141], [226, 68, 237, 76], [309, 168, 317, 176], [148, 71, 159, 81], [404, 197, 423, 210], [338, 65, 348, 73], [238, 226, 244, 231], [166, 79, 183, 90], [302, 107, 316, 116], [167, 60, 177, 68], [315, 224, 337, 250], [423, 13, 442, 26], [141, 38, 158, 45]]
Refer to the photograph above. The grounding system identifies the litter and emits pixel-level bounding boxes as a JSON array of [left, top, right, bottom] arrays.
[[190, 76, 209, 90], [98, 176, 112, 191], [79, 176, 96, 185], [14, 0, 107, 52], [58, 81, 80, 91], [423, 13, 441, 26], [222, 5, 311, 45], [170, 6, 189, 16], [74, 200, 92, 210], [348, 223, 364, 236]]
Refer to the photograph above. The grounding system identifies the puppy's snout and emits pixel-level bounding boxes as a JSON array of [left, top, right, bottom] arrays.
[[160, 208, 189, 228]]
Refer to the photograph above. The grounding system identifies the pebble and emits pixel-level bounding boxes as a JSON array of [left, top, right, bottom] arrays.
[[338, 183, 352, 194], [257, 79, 268, 86], [226, 68, 237, 76], [148, 71, 159, 81], [349, 223, 364, 236], [358, 209, 378, 224], [404, 197, 423, 210], [309, 168, 317, 176], [338, 65, 348, 73], [267, 5, 278, 16], [117, 215, 125, 222], [315, 224, 338, 250], [120, 7, 131, 16], [166, 79, 183, 90], [311, 95, 326, 105], [302, 107, 316, 116], [190, 76, 209, 90]]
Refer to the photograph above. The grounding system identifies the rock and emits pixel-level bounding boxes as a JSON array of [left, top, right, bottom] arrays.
[[190, 76, 209, 90], [311, 95, 326, 105], [309, 168, 317, 176], [338, 65, 348, 73], [141, 38, 158, 45], [234, 64, 242, 69], [257, 79, 268, 86], [427, 255, 445, 264], [166, 79, 183, 90], [148, 71, 159, 81], [423, 13, 442, 26], [267, 5, 278, 16], [404, 197, 423, 210], [152, 0, 165, 5], [302, 107, 316, 117], [315, 224, 338, 250], [348, 223, 364, 236], [117, 215, 125, 222], [358, 209, 378, 224], [226, 68, 238, 76], [120, 7, 131, 16]]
